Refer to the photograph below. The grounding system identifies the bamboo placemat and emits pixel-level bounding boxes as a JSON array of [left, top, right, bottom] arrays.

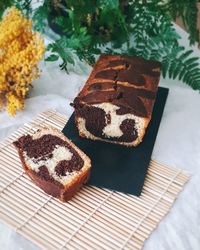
[[0, 110, 190, 250]]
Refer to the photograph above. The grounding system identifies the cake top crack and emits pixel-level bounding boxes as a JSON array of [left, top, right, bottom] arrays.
[[73, 54, 161, 118]]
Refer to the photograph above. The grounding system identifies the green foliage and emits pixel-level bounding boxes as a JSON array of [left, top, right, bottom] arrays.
[[1, 0, 200, 90], [0, 0, 32, 19], [32, 0, 51, 32], [154, 0, 199, 44], [126, 3, 200, 89], [169, 0, 199, 45], [14, 0, 32, 17], [0, 0, 13, 19]]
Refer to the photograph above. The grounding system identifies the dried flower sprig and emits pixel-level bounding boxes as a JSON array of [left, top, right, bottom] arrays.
[[0, 7, 44, 115]]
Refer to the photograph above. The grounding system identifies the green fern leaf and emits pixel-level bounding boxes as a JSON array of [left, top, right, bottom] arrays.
[[187, 62, 200, 71], [178, 67, 187, 81], [45, 54, 59, 62], [184, 57, 200, 65], [179, 50, 194, 61]]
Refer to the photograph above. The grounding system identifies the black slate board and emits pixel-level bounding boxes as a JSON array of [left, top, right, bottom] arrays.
[[62, 87, 169, 196]]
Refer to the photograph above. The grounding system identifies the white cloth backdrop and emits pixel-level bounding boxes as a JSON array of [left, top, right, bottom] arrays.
[[0, 26, 200, 250]]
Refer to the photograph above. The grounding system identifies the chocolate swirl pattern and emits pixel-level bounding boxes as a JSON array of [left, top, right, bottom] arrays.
[[13, 127, 91, 202], [72, 55, 161, 147]]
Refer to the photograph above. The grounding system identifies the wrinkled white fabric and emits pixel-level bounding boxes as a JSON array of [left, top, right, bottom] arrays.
[[0, 25, 200, 250]]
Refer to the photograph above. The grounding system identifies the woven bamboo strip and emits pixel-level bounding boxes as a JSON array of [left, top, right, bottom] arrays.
[[19, 229, 57, 250], [146, 172, 183, 189], [149, 165, 189, 182], [52, 116, 67, 125], [116, 190, 171, 210], [101, 199, 156, 230], [86, 190, 162, 224], [60, 191, 114, 249], [0, 209, 21, 228], [9, 176, 144, 248], [34, 207, 79, 233], [150, 161, 189, 180], [87, 186, 170, 214], [21, 224, 62, 248], [39, 116, 64, 128], [1, 146, 23, 158], [0, 199, 29, 222], [0, 162, 22, 177], [87, 215, 130, 240], [0, 110, 190, 250], [0, 154, 22, 168], [0, 191, 38, 216], [17, 196, 53, 231], [43, 114, 66, 124], [0, 171, 24, 190], [113, 191, 171, 213], [0, 179, 7, 188], [11, 180, 51, 203], [2, 182, 44, 207], [119, 170, 181, 249], [149, 164, 188, 180], [22, 218, 67, 245], [0, 172, 24, 193], [50, 199, 91, 219]]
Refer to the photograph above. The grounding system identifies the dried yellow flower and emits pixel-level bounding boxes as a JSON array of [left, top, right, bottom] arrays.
[[0, 7, 45, 116]]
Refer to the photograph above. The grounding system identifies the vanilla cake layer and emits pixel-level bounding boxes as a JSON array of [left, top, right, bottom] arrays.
[[24, 146, 75, 185], [76, 103, 148, 146]]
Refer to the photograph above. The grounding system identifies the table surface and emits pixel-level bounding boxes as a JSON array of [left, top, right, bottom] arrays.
[[0, 25, 200, 250]]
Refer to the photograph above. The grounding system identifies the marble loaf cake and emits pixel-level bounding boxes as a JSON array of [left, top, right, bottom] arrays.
[[72, 55, 161, 146], [13, 127, 91, 202]]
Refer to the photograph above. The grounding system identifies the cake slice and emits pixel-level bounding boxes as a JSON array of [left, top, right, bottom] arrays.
[[72, 54, 161, 146], [13, 127, 91, 202]]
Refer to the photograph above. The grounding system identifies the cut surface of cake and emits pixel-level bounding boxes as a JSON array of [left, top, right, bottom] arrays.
[[13, 127, 91, 202], [72, 54, 161, 146]]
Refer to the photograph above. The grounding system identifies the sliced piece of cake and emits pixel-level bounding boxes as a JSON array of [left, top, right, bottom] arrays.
[[72, 54, 161, 147], [13, 127, 91, 202]]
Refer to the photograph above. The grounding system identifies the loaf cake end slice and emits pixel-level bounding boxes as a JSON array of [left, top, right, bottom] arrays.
[[13, 126, 91, 202]]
